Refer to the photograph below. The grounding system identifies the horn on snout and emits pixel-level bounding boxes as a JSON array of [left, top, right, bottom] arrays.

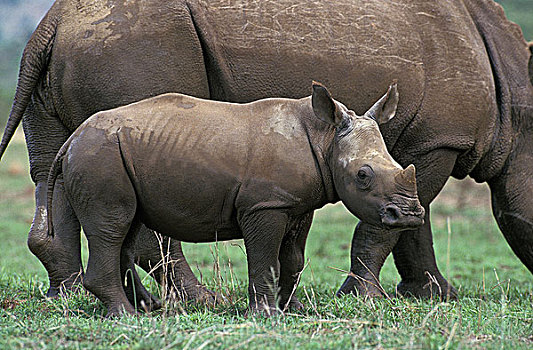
[[395, 164, 417, 188]]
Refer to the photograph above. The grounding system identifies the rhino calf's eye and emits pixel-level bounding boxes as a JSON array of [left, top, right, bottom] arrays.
[[356, 165, 374, 189]]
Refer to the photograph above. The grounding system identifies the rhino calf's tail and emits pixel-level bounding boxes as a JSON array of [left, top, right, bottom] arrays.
[[46, 134, 75, 238]]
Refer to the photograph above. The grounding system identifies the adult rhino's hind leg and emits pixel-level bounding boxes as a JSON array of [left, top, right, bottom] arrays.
[[29, 181, 84, 297], [23, 101, 83, 297], [134, 228, 222, 305], [121, 220, 161, 312]]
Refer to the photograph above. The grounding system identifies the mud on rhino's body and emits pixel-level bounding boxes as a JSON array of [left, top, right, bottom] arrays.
[[1, 0, 532, 299], [47, 85, 423, 316]]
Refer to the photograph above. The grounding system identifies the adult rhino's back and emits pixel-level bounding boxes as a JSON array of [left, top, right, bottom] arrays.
[[189, 0, 527, 181], [190, 0, 424, 108], [50, 0, 209, 130]]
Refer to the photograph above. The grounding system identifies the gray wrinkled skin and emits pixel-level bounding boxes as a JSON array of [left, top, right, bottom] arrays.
[[0, 0, 532, 301], [47, 85, 423, 316]]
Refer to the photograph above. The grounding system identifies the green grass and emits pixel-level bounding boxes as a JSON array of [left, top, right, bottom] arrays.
[[0, 138, 532, 349]]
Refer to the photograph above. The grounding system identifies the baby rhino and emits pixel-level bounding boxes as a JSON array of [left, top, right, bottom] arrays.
[[47, 82, 424, 317]]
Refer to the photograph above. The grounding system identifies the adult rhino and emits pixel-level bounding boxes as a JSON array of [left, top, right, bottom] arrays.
[[1, 0, 532, 299]]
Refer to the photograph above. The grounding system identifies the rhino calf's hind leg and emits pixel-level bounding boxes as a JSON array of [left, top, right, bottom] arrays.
[[63, 137, 140, 317], [84, 228, 136, 317], [78, 201, 138, 316], [278, 213, 313, 311]]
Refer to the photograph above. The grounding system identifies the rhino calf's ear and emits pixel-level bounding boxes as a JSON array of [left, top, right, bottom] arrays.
[[366, 82, 399, 125], [528, 41, 533, 85], [312, 81, 342, 126]]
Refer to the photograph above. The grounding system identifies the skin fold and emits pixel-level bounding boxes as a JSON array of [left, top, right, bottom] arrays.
[[0, 0, 532, 301], [46, 84, 424, 316]]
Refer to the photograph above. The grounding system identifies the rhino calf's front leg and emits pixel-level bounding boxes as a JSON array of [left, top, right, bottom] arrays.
[[278, 213, 313, 311], [241, 210, 289, 315]]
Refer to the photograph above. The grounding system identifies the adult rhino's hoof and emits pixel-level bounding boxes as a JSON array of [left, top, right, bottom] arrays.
[[139, 297, 162, 313], [336, 274, 386, 298], [105, 305, 140, 319], [46, 286, 60, 298], [200, 289, 227, 306], [127, 289, 162, 313], [167, 285, 226, 306], [396, 278, 458, 300]]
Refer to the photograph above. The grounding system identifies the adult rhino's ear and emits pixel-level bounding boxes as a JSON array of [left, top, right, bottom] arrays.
[[312, 81, 342, 126], [528, 41, 533, 85], [365, 82, 399, 125]]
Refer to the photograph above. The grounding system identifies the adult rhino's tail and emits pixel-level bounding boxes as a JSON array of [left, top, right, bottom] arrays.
[[0, 10, 58, 161]]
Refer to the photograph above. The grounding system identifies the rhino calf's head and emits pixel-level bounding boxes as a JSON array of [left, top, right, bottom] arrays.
[[313, 82, 425, 229]]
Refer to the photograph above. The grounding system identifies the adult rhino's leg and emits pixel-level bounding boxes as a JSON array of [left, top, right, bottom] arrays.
[[121, 220, 161, 312], [278, 213, 313, 311], [134, 227, 221, 305], [23, 101, 83, 297], [336, 222, 401, 298], [488, 145, 533, 274], [392, 149, 460, 299]]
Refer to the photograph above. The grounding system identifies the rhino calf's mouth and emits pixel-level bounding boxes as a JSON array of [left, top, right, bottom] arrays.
[[380, 199, 425, 229]]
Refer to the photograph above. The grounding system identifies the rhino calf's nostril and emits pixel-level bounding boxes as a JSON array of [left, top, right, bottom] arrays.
[[385, 205, 400, 221]]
